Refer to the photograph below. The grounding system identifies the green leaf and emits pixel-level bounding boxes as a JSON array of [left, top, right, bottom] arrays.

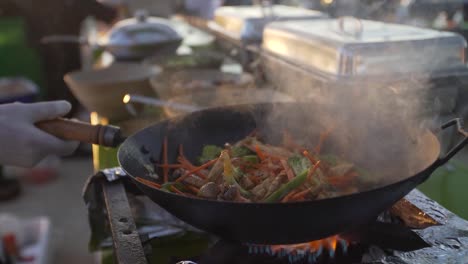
[[231, 146, 254, 157], [287, 155, 311, 175], [198, 145, 223, 164]]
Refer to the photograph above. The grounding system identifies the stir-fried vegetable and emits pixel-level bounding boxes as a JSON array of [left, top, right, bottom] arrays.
[[199, 145, 223, 163], [231, 146, 254, 157], [141, 129, 377, 203], [287, 155, 311, 175], [222, 151, 251, 197], [264, 169, 309, 202]]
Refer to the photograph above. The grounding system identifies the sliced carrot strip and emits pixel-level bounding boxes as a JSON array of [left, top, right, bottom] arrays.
[[135, 177, 161, 189], [327, 172, 357, 187], [254, 145, 266, 161], [280, 159, 295, 180], [302, 150, 318, 164], [307, 161, 321, 181], [291, 188, 312, 200], [158, 164, 182, 168], [178, 145, 207, 176], [176, 156, 207, 178], [185, 185, 200, 194], [281, 190, 299, 202], [170, 185, 185, 195], [314, 128, 333, 154], [176, 158, 218, 182], [162, 137, 169, 183], [178, 144, 184, 157]]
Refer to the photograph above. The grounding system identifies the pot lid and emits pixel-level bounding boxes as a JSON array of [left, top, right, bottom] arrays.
[[101, 10, 182, 46]]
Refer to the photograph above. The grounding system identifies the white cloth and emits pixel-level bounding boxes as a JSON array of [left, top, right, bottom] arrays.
[[0, 101, 79, 168]]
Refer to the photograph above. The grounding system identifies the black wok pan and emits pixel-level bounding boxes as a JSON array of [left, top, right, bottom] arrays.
[[38, 103, 468, 244]]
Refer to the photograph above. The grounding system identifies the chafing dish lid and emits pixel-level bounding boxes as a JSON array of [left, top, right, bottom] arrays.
[[263, 17, 466, 76], [210, 5, 327, 42]]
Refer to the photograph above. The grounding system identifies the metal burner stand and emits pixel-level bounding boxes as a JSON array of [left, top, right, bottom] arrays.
[[101, 179, 148, 264], [84, 166, 149, 264]]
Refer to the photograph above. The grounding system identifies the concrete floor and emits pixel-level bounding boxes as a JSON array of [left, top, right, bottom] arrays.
[[0, 157, 95, 264]]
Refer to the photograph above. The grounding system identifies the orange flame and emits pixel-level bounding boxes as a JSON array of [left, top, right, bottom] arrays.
[[271, 235, 347, 256]]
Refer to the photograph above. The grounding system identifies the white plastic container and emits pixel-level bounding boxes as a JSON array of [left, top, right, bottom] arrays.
[[0, 214, 51, 264]]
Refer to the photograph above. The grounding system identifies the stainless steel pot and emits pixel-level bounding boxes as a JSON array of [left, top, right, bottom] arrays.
[[42, 10, 182, 60]]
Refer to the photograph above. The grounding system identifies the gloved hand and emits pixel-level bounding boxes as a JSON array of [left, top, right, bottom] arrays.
[[0, 101, 79, 168]]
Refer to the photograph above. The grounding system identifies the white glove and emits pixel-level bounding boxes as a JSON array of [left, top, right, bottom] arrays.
[[0, 101, 79, 168]]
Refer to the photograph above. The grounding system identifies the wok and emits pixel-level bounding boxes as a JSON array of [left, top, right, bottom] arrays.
[[37, 103, 468, 244]]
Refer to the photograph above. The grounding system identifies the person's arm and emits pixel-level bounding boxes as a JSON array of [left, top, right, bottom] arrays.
[[0, 100, 79, 168]]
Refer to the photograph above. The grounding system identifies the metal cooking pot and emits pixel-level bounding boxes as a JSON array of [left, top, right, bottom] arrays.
[[42, 10, 183, 60]]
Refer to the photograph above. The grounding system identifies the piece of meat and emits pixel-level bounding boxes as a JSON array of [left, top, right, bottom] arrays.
[[207, 157, 224, 184], [182, 174, 205, 188], [251, 177, 274, 200], [222, 185, 239, 201], [239, 176, 255, 190], [198, 182, 220, 199], [265, 175, 286, 198]]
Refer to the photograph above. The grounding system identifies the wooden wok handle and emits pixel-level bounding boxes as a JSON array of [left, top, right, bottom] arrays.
[[36, 118, 124, 148]]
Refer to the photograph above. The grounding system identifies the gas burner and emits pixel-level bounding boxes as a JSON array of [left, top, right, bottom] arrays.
[[246, 235, 350, 263], [191, 219, 430, 264], [192, 239, 364, 264]]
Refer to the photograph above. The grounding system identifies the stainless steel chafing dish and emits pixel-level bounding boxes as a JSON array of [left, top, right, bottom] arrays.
[[262, 17, 466, 77], [207, 5, 327, 44], [260, 17, 468, 116]]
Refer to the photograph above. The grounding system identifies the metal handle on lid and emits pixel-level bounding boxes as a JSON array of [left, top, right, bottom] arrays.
[[135, 9, 149, 23], [338, 16, 363, 39], [253, 0, 275, 19], [41, 35, 89, 45], [262, 0, 275, 19]]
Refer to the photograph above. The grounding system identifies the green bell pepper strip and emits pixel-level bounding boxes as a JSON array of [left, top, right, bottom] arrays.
[[264, 169, 309, 202], [241, 155, 259, 164]]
